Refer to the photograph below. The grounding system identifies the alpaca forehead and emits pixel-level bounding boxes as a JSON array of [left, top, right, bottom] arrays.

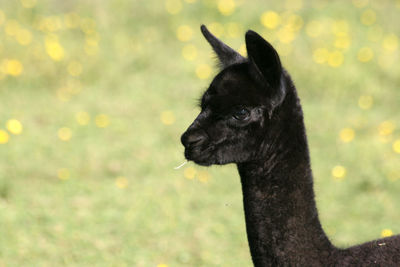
[[203, 94, 256, 112], [204, 64, 267, 107], [211, 63, 253, 91]]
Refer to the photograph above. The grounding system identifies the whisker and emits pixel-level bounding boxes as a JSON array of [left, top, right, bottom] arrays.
[[174, 160, 188, 169]]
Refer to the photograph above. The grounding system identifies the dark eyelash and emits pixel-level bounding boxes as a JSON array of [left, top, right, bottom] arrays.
[[196, 95, 203, 108], [197, 89, 211, 109]]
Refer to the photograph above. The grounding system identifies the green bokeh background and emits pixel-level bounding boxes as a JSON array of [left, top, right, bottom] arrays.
[[0, 0, 399, 266]]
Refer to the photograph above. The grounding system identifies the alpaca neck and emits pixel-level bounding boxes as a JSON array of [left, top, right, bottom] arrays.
[[237, 110, 336, 266]]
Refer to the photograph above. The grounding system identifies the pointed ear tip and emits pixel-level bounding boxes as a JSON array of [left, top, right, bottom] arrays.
[[245, 30, 259, 39], [245, 31, 274, 48], [245, 30, 257, 35], [200, 24, 208, 34]]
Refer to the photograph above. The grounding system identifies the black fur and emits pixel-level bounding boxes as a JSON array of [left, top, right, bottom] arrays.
[[181, 25, 400, 266]]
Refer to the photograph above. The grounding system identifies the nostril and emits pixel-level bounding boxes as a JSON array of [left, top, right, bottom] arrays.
[[181, 131, 207, 147], [187, 134, 206, 146]]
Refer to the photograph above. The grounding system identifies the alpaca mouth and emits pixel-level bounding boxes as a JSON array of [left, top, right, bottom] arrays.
[[184, 145, 215, 166]]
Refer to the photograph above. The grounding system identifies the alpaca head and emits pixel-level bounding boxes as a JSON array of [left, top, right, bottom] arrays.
[[181, 25, 290, 166]]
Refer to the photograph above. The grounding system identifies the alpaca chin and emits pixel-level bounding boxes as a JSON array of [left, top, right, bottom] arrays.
[[184, 147, 215, 166]]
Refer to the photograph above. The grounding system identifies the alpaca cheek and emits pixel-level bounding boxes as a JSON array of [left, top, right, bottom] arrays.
[[224, 140, 255, 163], [215, 143, 247, 164], [206, 122, 231, 145]]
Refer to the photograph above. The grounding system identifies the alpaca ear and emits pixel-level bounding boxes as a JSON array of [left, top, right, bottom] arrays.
[[201, 25, 246, 68], [245, 30, 286, 112]]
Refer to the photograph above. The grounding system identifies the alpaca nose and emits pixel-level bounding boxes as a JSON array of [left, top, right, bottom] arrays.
[[181, 130, 208, 148]]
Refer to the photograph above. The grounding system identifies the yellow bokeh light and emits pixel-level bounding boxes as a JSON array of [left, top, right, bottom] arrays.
[[5, 19, 19, 36], [312, 48, 329, 64], [115, 176, 129, 188], [58, 127, 72, 141], [4, 59, 23, 76], [357, 47, 374, 62], [184, 166, 196, 179], [381, 229, 393, 238], [196, 63, 212, 79], [197, 170, 210, 183], [332, 165, 346, 180], [165, 0, 182, 15], [16, 29, 33, 46], [260, 11, 281, 29], [382, 34, 398, 52], [182, 44, 197, 61], [331, 20, 349, 36], [393, 140, 400, 154], [160, 111, 175, 125], [57, 168, 70, 180], [327, 51, 344, 67], [86, 34, 100, 46], [157, 264, 168, 267], [0, 130, 9, 144], [76, 111, 90, 125], [85, 42, 99, 56], [334, 35, 351, 50], [45, 36, 65, 61], [39, 16, 63, 32], [306, 20, 323, 38], [358, 95, 373, 110], [176, 25, 193, 42], [217, 0, 236, 16], [286, 14, 304, 32], [95, 114, 110, 128], [339, 128, 355, 143], [361, 9, 376, 26], [277, 27, 296, 44], [6, 119, 23, 135], [20, 0, 37, 8], [58, 127, 72, 142], [67, 61, 83, 76], [378, 121, 395, 136]]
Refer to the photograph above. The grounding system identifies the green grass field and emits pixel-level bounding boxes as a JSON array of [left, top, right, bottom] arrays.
[[0, 0, 400, 266]]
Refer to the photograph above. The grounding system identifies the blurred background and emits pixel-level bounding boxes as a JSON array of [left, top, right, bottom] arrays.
[[0, 0, 399, 266]]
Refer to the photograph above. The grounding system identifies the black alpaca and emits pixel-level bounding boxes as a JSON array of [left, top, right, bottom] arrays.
[[181, 25, 400, 266]]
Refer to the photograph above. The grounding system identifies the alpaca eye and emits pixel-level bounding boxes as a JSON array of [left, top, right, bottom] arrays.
[[233, 108, 250, 120]]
